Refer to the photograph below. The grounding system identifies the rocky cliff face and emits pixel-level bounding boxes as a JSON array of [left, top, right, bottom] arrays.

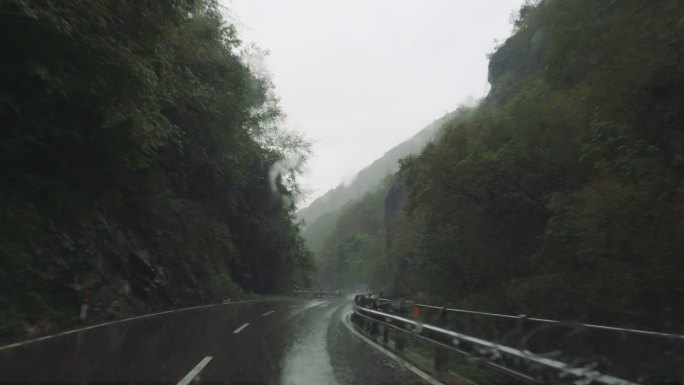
[[299, 112, 456, 255], [487, 23, 548, 105], [298, 112, 454, 227], [4, 211, 224, 343], [1, 1, 319, 343]]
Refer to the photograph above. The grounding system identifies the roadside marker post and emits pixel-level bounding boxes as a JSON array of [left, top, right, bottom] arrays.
[[79, 288, 89, 322]]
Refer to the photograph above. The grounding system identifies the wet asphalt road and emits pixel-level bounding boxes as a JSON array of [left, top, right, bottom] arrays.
[[0, 298, 426, 385]]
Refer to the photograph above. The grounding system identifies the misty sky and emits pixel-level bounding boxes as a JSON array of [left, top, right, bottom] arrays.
[[226, 0, 526, 206]]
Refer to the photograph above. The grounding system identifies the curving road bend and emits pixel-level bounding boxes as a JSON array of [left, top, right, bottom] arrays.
[[0, 298, 426, 385]]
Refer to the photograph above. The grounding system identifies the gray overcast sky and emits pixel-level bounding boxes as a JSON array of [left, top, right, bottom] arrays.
[[225, 0, 526, 206]]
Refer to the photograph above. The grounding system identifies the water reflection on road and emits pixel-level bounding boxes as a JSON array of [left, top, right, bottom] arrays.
[[0, 298, 426, 385], [281, 302, 339, 385]]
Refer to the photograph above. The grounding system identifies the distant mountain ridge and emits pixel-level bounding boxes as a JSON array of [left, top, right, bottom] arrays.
[[298, 112, 456, 252]]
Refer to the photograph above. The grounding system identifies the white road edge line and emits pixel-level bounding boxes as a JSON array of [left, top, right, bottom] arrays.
[[0, 299, 264, 352], [233, 322, 249, 334], [343, 311, 444, 385], [177, 356, 213, 385], [262, 310, 275, 316]]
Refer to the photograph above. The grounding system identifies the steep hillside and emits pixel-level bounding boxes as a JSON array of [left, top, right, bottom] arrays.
[[317, 0, 684, 336], [299, 112, 455, 253], [0, 1, 313, 342], [298, 113, 453, 225]]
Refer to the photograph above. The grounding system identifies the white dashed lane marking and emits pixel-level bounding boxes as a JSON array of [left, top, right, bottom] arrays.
[[177, 356, 213, 385], [262, 310, 275, 316], [0, 300, 261, 352], [233, 323, 249, 334]]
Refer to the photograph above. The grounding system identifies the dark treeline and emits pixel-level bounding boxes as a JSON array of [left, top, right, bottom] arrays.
[[318, 0, 683, 334], [0, 0, 313, 340]]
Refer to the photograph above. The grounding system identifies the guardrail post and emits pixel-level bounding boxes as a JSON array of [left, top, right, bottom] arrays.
[[435, 344, 448, 372], [434, 306, 449, 372], [383, 324, 389, 343], [79, 288, 89, 322], [393, 299, 408, 351], [515, 314, 528, 347], [370, 320, 379, 336], [395, 333, 406, 351]]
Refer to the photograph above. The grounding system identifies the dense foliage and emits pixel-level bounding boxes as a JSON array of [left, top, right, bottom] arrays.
[[318, 0, 683, 333], [0, 0, 313, 340], [316, 178, 393, 289]]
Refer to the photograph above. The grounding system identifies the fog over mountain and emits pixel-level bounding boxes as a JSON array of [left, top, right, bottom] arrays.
[[298, 111, 457, 252]]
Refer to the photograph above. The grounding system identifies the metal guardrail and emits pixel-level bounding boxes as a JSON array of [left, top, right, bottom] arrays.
[[351, 295, 681, 385], [398, 300, 684, 341], [292, 287, 342, 298]]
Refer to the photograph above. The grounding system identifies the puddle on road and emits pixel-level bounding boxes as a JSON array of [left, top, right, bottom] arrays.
[[303, 300, 328, 309], [280, 305, 339, 385]]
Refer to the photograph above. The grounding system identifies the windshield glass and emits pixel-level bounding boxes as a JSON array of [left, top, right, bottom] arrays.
[[1, 1, 682, 384]]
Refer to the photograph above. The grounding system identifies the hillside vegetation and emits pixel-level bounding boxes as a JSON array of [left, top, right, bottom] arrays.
[[299, 112, 454, 254], [318, 0, 684, 333], [0, 0, 313, 341]]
